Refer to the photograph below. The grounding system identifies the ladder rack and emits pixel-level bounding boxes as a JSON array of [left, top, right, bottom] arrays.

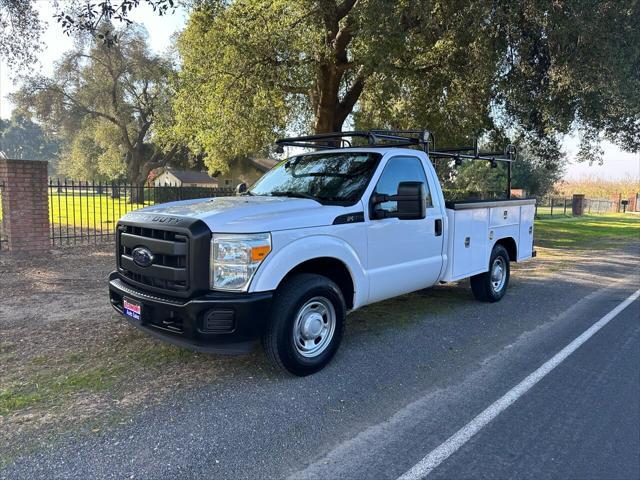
[[275, 130, 517, 198]]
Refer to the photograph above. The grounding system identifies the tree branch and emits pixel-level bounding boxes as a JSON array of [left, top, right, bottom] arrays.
[[144, 144, 179, 171], [336, 0, 359, 21], [337, 70, 366, 124]]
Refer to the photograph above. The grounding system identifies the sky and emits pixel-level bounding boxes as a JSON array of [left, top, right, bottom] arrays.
[[1, 1, 638, 181]]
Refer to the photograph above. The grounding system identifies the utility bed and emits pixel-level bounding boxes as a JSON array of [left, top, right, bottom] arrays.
[[441, 198, 536, 282]]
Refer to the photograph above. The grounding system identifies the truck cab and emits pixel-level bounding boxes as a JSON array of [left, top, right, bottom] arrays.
[[109, 130, 535, 375]]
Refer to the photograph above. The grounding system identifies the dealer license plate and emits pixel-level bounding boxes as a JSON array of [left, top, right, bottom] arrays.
[[123, 298, 142, 321]]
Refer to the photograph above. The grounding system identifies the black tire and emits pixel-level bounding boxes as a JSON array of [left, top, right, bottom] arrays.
[[262, 273, 346, 376], [470, 244, 510, 302]]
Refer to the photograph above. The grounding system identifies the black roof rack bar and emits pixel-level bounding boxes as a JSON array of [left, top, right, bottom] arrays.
[[274, 131, 516, 161], [276, 141, 337, 150], [429, 151, 514, 163], [275, 131, 375, 145], [433, 146, 476, 153], [275, 130, 428, 150], [370, 129, 425, 137], [371, 134, 421, 144]]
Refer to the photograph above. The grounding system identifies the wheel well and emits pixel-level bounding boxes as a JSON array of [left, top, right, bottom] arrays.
[[495, 237, 517, 261], [281, 257, 355, 310]]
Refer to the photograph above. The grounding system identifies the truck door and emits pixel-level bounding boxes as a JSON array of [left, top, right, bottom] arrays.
[[366, 155, 445, 303]]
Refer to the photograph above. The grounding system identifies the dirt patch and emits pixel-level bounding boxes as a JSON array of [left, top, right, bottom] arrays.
[[0, 245, 260, 463]]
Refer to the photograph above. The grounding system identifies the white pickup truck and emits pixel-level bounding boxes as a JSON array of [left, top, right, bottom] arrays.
[[109, 130, 535, 375]]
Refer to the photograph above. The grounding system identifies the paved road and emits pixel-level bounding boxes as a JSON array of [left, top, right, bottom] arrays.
[[2, 244, 639, 480]]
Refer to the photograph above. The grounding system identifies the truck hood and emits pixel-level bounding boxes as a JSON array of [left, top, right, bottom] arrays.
[[123, 196, 357, 232]]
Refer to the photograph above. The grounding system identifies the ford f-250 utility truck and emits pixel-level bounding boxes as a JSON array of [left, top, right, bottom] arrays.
[[109, 130, 535, 376]]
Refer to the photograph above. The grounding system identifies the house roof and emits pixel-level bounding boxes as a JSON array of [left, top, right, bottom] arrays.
[[248, 157, 278, 172], [163, 168, 218, 184]]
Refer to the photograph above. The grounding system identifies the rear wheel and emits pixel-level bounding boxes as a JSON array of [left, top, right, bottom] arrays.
[[470, 244, 510, 302], [262, 273, 345, 376]]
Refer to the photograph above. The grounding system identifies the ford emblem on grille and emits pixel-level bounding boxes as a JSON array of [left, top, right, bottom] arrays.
[[132, 247, 154, 267]]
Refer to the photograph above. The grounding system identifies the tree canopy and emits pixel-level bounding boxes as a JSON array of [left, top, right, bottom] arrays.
[[0, 0, 174, 69], [173, 0, 639, 178], [0, 0, 42, 68]]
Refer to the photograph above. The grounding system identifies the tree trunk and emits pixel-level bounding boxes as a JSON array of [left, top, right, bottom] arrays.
[[310, 2, 364, 135], [313, 65, 343, 134], [127, 149, 147, 204], [129, 182, 146, 205], [312, 72, 365, 136]]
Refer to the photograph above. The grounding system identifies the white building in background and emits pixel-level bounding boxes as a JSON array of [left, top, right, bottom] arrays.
[[153, 158, 278, 189], [153, 168, 219, 188]]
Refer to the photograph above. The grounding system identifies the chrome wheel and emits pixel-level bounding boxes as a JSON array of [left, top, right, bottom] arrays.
[[292, 296, 336, 358], [490, 257, 507, 293]]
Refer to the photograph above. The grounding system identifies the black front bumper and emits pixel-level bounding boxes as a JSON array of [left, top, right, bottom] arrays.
[[109, 272, 273, 354]]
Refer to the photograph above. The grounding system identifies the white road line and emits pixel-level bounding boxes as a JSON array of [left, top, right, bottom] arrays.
[[398, 288, 640, 480]]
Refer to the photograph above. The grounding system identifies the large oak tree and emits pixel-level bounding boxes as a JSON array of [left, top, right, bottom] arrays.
[[173, 0, 639, 175], [13, 26, 178, 200]]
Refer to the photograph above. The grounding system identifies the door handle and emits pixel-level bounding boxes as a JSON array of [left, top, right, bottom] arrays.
[[435, 218, 442, 236]]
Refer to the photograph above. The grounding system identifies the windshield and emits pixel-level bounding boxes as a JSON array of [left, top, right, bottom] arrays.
[[249, 152, 381, 205]]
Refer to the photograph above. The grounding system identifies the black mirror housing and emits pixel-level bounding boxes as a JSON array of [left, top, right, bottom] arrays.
[[396, 181, 426, 220], [236, 182, 247, 195], [371, 181, 426, 220]]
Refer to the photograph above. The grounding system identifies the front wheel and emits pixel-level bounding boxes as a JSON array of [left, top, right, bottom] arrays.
[[470, 244, 510, 302], [262, 273, 346, 376]]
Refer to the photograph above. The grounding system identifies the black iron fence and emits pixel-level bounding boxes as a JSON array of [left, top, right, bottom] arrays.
[[48, 179, 235, 246], [2, 176, 636, 252], [0, 180, 6, 251]]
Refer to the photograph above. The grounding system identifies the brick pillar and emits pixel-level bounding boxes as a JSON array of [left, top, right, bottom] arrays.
[[609, 193, 621, 213], [0, 159, 50, 253], [572, 194, 585, 216]]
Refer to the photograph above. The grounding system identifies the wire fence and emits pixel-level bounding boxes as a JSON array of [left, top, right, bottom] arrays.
[[535, 196, 624, 217], [47, 179, 235, 246], [535, 197, 572, 217], [584, 197, 619, 215], [0, 180, 6, 251]]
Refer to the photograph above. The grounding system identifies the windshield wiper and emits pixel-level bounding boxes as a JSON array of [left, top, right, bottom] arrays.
[[270, 191, 319, 201]]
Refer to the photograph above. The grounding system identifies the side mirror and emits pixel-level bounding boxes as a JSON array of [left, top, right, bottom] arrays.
[[371, 181, 426, 220], [235, 182, 247, 195]]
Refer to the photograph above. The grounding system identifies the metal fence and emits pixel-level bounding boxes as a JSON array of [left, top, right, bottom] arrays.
[[535, 196, 621, 217], [535, 197, 571, 217], [584, 197, 618, 215], [48, 179, 235, 246], [0, 180, 6, 251]]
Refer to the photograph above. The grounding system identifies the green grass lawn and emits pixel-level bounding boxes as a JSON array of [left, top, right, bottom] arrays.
[[0, 193, 150, 230], [535, 205, 571, 217], [535, 213, 640, 250], [47, 193, 149, 230]]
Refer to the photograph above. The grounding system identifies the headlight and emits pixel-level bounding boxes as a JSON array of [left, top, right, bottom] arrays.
[[210, 233, 271, 291]]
